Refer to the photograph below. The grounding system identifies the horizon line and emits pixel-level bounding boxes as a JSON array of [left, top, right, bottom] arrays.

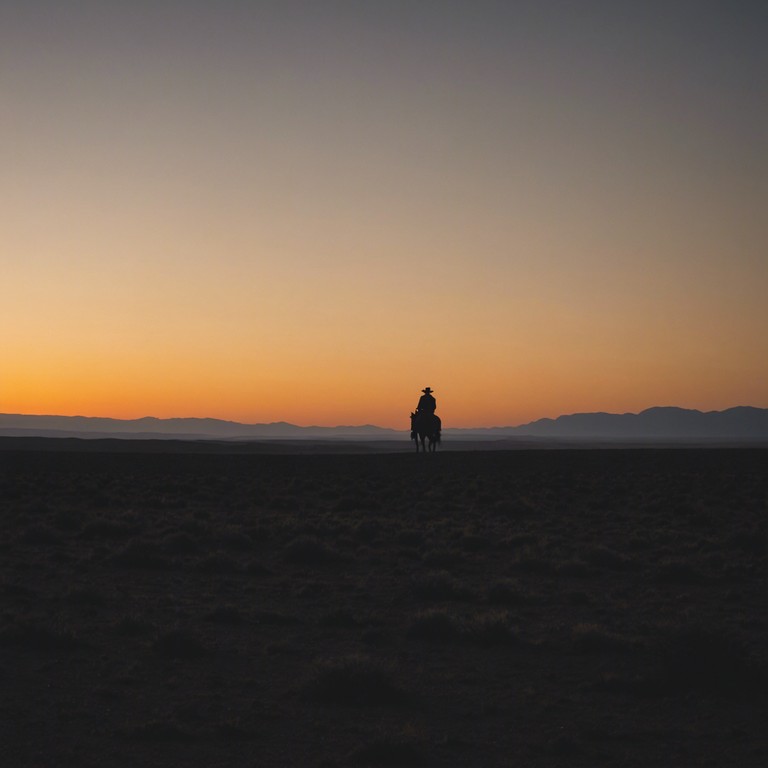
[[1, 404, 764, 432]]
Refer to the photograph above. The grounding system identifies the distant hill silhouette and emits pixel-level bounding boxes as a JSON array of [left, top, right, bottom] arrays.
[[0, 407, 766, 441], [0, 414, 399, 440], [455, 406, 768, 440]]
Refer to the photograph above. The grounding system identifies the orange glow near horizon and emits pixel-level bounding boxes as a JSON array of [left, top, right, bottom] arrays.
[[5, 335, 766, 430], [4, 218, 766, 428]]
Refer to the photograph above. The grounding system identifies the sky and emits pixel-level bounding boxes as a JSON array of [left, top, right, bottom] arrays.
[[2, 0, 766, 428]]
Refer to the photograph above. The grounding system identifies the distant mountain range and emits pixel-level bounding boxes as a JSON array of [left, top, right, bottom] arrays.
[[452, 406, 768, 440], [1, 407, 766, 441], [0, 414, 400, 440]]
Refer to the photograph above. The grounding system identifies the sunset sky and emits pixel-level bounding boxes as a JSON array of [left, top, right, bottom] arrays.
[[3, 1, 766, 428]]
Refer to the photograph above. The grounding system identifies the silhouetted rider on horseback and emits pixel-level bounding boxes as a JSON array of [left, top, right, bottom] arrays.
[[415, 386, 436, 416], [411, 387, 441, 452]]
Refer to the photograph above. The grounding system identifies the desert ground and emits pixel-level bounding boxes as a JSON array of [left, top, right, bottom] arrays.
[[1, 442, 765, 767]]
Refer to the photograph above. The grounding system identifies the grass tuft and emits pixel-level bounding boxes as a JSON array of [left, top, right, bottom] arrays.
[[584, 545, 631, 570], [124, 720, 195, 742], [153, 629, 212, 660], [81, 519, 133, 540], [411, 570, 468, 601], [408, 609, 463, 643], [204, 605, 244, 624], [421, 548, 464, 568], [0, 622, 83, 652], [193, 552, 240, 573], [162, 532, 202, 555], [284, 536, 341, 566], [572, 623, 634, 653], [111, 540, 171, 570], [348, 739, 424, 766], [653, 627, 766, 699], [305, 655, 410, 707], [465, 612, 525, 647], [21, 524, 62, 544], [486, 579, 528, 606], [653, 559, 706, 585]]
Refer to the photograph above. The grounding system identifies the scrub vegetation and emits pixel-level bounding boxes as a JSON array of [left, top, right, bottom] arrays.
[[1, 446, 765, 766]]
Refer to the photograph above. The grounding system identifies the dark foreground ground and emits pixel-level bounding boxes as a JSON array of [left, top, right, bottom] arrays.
[[1, 445, 765, 767]]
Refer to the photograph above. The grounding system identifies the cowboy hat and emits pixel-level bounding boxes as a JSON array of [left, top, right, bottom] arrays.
[[422, 387, 434, 394]]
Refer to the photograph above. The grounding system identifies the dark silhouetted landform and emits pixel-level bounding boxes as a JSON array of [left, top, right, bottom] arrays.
[[0, 406, 766, 442], [0, 415, 399, 440], [455, 406, 768, 440]]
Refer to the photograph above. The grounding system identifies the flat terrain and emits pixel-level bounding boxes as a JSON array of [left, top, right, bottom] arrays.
[[1, 445, 765, 767]]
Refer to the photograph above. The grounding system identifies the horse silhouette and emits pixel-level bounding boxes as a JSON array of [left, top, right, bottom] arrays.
[[410, 411, 441, 453]]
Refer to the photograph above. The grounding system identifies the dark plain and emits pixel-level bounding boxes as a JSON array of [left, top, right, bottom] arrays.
[[1, 445, 765, 767]]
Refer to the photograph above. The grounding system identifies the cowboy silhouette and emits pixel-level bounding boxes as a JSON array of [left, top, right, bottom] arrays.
[[415, 387, 436, 415]]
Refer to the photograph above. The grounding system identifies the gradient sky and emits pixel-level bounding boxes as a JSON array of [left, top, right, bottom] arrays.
[[3, 0, 766, 428]]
